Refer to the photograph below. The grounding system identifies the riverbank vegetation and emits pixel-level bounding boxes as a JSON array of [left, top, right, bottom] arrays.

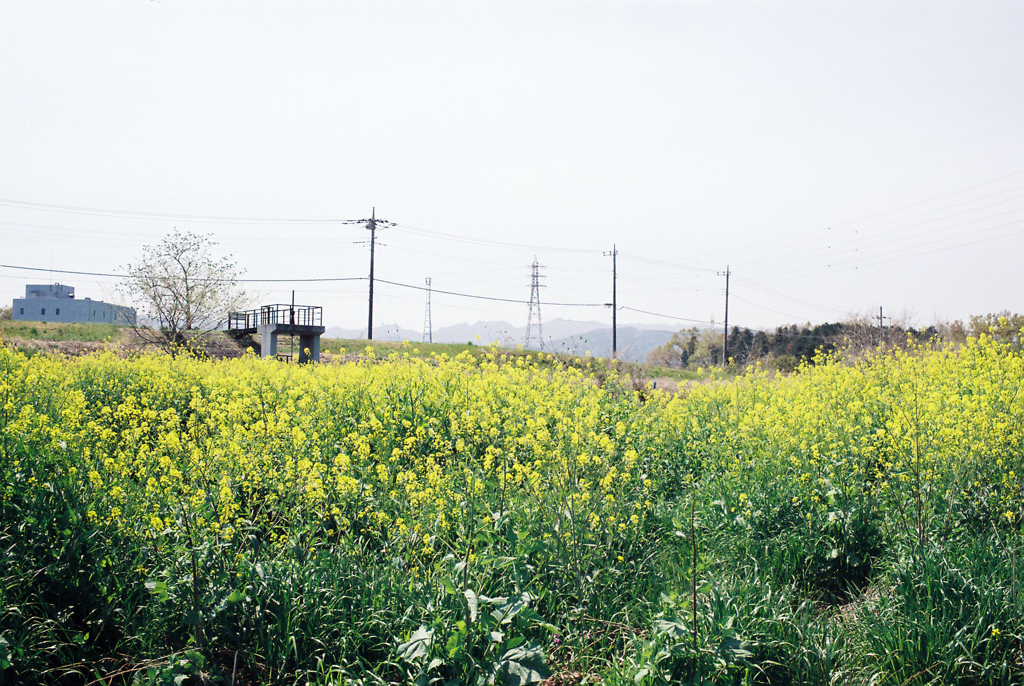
[[1, 332, 1022, 684]]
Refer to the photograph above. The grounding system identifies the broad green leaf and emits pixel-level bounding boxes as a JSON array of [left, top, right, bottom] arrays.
[[397, 625, 434, 663], [144, 580, 169, 602], [492, 593, 530, 625], [464, 589, 479, 623], [446, 632, 462, 658], [653, 618, 688, 640], [492, 643, 551, 686], [718, 636, 754, 663]]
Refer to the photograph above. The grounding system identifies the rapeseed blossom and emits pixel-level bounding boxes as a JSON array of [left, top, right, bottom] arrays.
[[2, 333, 1021, 590]]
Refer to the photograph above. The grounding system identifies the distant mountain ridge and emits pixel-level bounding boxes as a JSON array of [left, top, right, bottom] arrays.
[[323, 318, 681, 363]]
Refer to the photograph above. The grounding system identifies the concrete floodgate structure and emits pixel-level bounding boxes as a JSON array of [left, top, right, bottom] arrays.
[[228, 304, 325, 363], [12, 283, 136, 325]]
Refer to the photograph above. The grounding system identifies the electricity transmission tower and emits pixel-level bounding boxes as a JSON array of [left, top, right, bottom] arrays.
[[526, 257, 545, 350], [423, 277, 433, 343]]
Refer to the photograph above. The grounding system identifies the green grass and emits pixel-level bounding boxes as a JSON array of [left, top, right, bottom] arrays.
[[318, 337, 485, 359], [644, 365, 723, 382], [318, 338, 714, 388], [0, 320, 125, 343]]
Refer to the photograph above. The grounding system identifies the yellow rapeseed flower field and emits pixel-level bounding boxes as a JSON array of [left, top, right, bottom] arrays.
[[1, 333, 1022, 684]]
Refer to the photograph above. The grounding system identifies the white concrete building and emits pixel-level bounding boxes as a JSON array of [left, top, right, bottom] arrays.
[[12, 284, 136, 325]]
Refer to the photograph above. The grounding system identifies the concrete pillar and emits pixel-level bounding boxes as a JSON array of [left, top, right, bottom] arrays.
[[257, 326, 278, 359], [298, 333, 320, 363]]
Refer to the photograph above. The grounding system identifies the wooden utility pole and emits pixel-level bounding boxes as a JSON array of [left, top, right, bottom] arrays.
[[366, 208, 377, 340], [719, 266, 731, 365], [604, 245, 618, 358]]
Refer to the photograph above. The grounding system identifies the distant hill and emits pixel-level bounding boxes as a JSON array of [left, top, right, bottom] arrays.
[[546, 326, 677, 363], [325, 319, 608, 346], [324, 325, 422, 341]]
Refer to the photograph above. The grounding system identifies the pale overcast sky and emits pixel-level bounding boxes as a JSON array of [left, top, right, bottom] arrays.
[[2, 1, 1022, 335]]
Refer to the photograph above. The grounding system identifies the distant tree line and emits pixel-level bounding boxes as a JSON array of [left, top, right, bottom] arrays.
[[646, 312, 1024, 372], [956, 311, 1024, 345]]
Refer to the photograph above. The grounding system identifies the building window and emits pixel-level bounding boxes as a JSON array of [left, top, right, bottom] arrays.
[[56, 308, 60, 315], [41, 308, 46, 315], [19, 308, 24, 315]]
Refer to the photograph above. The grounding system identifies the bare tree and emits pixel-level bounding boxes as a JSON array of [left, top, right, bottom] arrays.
[[120, 230, 247, 355]]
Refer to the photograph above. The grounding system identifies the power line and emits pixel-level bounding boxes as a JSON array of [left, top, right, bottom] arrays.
[[734, 198, 1024, 273], [749, 217, 1024, 283], [9, 170, 1020, 331], [390, 222, 602, 255], [829, 169, 1024, 229], [617, 252, 716, 273], [618, 306, 708, 325], [4, 166, 1023, 267], [729, 294, 823, 324], [1, 262, 609, 307], [375, 278, 604, 307], [727, 187, 1024, 268], [686, 168, 1024, 265], [0, 263, 366, 283], [732, 276, 851, 316], [1, 264, 122, 279], [0, 197, 364, 225], [618, 306, 838, 343]]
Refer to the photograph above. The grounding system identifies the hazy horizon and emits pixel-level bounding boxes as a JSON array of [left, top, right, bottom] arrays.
[[3, 1, 1022, 334]]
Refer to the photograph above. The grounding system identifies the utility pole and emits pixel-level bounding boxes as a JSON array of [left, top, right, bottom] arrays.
[[423, 277, 433, 344], [877, 306, 888, 346], [366, 209, 377, 340], [354, 209, 394, 340], [604, 245, 618, 358], [718, 266, 731, 365], [526, 257, 545, 350]]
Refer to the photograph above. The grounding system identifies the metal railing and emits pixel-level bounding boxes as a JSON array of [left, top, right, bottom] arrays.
[[228, 304, 323, 331]]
